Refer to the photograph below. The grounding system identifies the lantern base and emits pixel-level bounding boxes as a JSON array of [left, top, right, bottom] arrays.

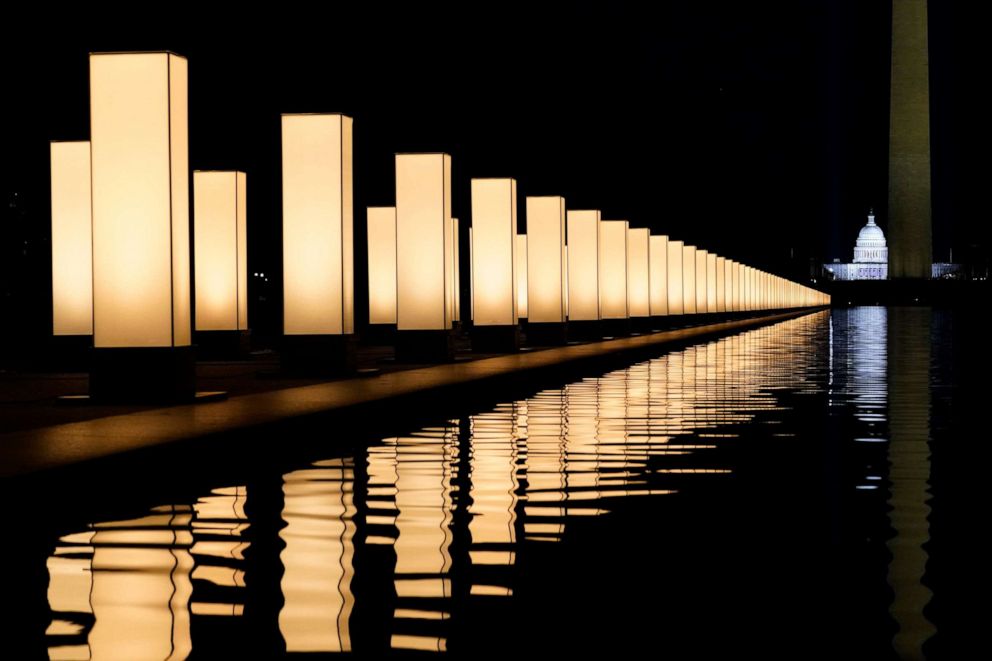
[[195, 329, 251, 360], [395, 330, 455, 363], [281, 334, 358, 375], [600, 318, 631, 339], [471, 325, 521, 353], [525, 322, 568, 346], [362, 323, 397, 346], [50, 334, 93, 371], [90, 346, 197, 403], [629, 317, 655, 334], [567, 320, 603, 341]]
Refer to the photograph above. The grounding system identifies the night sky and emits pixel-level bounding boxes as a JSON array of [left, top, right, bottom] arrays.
[[1, 3, 984, 339]]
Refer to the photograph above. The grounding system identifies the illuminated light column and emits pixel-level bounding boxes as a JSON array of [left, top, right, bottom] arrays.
[[682, 244, 697, 314], [649, 234, 669, 319], [469, 227, 474, 321], [193, 170, 249, 358], [517, 235, 528, 319], [715, 256, 726, 314], [695, 249, 708, 315], [723, 258, 732, 313], [453, 218, 461, 324], [50, 140, 93, 338], [599, 220, 629, 336], [567, 209, 602, 339], [731, 261, 741, 312], [89, 51, 197, 402], [667, 239, 684, 315], [706, 252, 717, 313], [525, 196, 567, 345], [628, 228, 650, 327], [396, 153, 455, 361], [367, 207, 397, 326], [470, 178, 519, 352], [281, 113, 355, 373]]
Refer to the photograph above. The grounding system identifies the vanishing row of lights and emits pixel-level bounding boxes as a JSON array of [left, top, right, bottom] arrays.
[[49, 52, 828, 399]]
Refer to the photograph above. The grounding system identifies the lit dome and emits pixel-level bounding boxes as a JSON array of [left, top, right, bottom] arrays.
[[853, 211, 888, 264]]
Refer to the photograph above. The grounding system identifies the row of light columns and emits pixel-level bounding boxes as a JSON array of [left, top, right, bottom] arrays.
[[49, 51, 828, 401]]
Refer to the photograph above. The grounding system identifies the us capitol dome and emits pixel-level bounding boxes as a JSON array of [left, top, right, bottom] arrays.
[[823, 210, 888, 281]]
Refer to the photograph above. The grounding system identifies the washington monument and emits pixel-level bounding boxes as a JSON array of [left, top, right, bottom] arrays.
[[888, 0, 932, 279]]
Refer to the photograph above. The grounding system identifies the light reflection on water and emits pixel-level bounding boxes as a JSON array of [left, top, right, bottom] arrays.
[[41, 309, 943, 657]]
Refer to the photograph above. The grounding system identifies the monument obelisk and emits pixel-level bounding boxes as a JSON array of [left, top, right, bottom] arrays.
[[888, 0, 932, 279]]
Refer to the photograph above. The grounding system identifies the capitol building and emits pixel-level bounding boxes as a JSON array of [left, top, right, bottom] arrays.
[[823, 210, 888, 281]]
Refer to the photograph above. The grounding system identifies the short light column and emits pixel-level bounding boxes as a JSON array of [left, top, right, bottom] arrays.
[[193, 170, 249, 359], [599, 220, 630, 337], [366, 206, 397, 344], [567, 209, 602, 340], [525, 196, 567, 345], [50, 140, 93, 368], [470, 178, 519, 352], [627, 227, 650, 332], [649, 234, 669, 327], [395, 153, 455, 361]]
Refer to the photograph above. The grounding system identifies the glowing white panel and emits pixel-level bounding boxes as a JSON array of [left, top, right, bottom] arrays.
[[396, 153, 452, 331], [90, 52, 190, 348], [721, 257, 731, 313], [682, 245, 696, 314], [695, 249, 708, 314], [469, 227, 474, 321], [715, 256, 726, 313], [599, 221, 628, 320], [731, 261, 741, 312], [564, 246, 569, 317], [451, 218, 462, 321], [667, 240, 684, 315], [367, 207, 396, 324], [566, 210, 601, 321], [526, 197, 566, 323], [194, 171, 247, 331], [516, 235, 528, 318], [649, 235, 668, 316], [282, 114, 353, 335], [471, 178, 517, 327], [706, 252, 717, 313], [50, 141, 93, 336], [627, 228, 649, 318]]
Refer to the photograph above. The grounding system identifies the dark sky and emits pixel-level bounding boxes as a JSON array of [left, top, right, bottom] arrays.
[[0, 2, 984, 334]]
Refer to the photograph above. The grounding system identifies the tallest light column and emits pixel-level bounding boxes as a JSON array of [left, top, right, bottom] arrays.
[[888, 0, 932, 279], [89, 52, 194, 401]]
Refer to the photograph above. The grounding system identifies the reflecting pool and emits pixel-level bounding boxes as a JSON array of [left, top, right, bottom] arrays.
[[25, 308, 983, 658]]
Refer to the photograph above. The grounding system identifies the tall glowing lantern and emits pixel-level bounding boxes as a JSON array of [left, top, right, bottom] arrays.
[[715, 255, 726, 313], [682, 244, 696, 314], [525, 196, 567, 344], [627, 228, 650, 322], [695, 248, 708, 314], [567, 210, 602, 335], [396, 153, 454, 360], [367, 207, 397, 325], [716, 257, 733, 312], [599, 220, 629, 333], [281, 114, 355, 372], [193, 170, 248, 357], [667, 239, 684, 315], [706, 252, 717, 313], [731, 260, 741, 312], [517, 235, 528, 319], [471, 178, 519, 351], [89, 52, 193, 401], [50, 140, 93, 338], [452, 217, 461, 324], [649, 234, 668, 318]]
